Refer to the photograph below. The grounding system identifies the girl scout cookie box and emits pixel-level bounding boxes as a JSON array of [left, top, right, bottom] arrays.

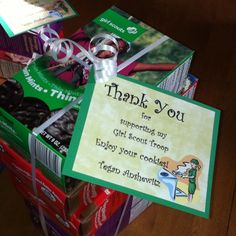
[[0, 139, 82, 218], [25, 196, 151, 236], [51, 5, 193, 93], [179, 73, 199, 99], [0, 56, 84, 193], [0, 4, 194, 192], [0, 138, 128, 221], [0, 49, 30, 79], [24, 197, 80, 236]]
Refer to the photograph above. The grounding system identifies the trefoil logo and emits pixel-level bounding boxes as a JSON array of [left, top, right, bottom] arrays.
[[127, 27, 138, 34]]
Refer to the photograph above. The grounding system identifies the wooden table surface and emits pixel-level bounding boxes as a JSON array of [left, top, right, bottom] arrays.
[[0, 0, 235, 235]]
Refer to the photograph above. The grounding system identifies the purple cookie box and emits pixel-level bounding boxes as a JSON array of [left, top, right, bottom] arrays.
[[25, 196, 151, 236], [94, 196, 134, 236], [95, 196, 151, 236], [0, 22, 63, 58]]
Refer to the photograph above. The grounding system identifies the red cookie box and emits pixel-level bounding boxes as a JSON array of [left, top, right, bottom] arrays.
[[9, 171, 80, 236], [0, 139, 82, 219], [76, 184, 119, 222], [80, 190, 128, 236], [11, 171, 127, 236], [0, 138, 127, 223], [0, 49, 30, 79], [94, 197, 152, 236], [24, 195, 152, 236]]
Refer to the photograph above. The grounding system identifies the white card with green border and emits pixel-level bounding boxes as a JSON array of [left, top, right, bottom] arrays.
[[0, 0, 77, 37], [63, 70, 220, 218]]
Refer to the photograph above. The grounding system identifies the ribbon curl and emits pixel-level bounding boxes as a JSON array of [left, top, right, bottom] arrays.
[[40, 27, 118, 82], [89, 33, 118, 82]]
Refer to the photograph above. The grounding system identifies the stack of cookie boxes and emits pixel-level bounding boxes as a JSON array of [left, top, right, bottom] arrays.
[[0, 6, 198, 236], [0, 21, 67, 174]]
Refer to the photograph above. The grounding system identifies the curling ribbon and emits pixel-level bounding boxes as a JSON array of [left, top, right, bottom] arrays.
[[39, 26, 118, 82], [39, 26, 170, 81], [89, 33, 118, 82], [29, 133, 49, 236]]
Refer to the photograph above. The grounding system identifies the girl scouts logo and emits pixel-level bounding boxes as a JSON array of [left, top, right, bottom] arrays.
[[127, 27, 138, 34]]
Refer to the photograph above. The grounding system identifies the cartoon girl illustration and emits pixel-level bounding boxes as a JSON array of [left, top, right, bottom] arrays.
[[45, 0, 69, 17], [159, 156, 202, 202], [181, 159, 201, 202]]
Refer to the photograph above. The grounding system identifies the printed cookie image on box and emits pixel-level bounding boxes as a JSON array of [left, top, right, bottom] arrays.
[[0, 56, 84, 192], [47, 5, 193, 93]]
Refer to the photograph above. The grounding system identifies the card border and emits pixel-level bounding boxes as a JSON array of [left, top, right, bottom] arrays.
[[0, 0, 78, 37], [63, 71, 221, 218]]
